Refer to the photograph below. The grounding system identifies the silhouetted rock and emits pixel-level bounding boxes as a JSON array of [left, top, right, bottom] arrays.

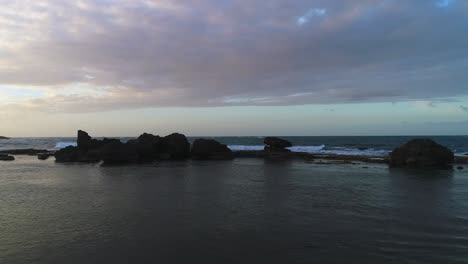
[[0, 136, 9, 139], [0, 149, 49, 155], [457, 166, 464, 170], [100, 141, 138, 164], [264, 137, 292, 152], [389, 139, 454, 168], [55, 146, 100, 163], [0, 154, 14, 161], [191, 139, 233, 159], [160, 133, 190, 159], [129, 133, 162, 161]]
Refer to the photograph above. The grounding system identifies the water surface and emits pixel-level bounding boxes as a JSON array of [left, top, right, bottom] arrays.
[[1, 157, 468, 263]]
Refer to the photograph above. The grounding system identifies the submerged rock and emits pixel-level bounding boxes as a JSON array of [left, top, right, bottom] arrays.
[[37, 153, 53, 160], [0, 149, 49, 156], [389, 139, 454, 168], [191, 139, 233, 160], [0, 154, 14, 161]]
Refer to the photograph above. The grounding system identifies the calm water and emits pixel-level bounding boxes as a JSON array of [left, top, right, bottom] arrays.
[[2, 136, 468, 156], [1, 156, 468, 263]]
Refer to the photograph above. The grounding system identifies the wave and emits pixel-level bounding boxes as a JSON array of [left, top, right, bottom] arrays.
[[54, 142, 77, 149], [228, 144, 388, 156]]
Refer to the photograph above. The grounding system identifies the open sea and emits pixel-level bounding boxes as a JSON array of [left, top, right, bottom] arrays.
[[1, 136, 468, 156], [1, 136, 468, 263]]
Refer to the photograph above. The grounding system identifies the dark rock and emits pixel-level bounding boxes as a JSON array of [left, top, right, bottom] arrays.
[[457, 166, 464, 170], [129, 133, 162, 161], [191, 139, 233, 160], [55, 146, 101, 163], [389, 139, 454, 168], [37, 153, 53, 160], [160, 133, 190, 159], [77, 130, 117, 150], [358, 147, 369, 151], [0, 136, 10, 139], [0, 154, 14, 161], [100, 141, 138, 164], [264, 137, 292, 149]]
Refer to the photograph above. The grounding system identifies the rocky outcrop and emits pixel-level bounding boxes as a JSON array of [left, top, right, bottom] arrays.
[[160, 133, 190, 159], [100, 141, 138, 164], [191, 139, 233, 160], [0, 154, 15, 161], [264, 137, 292, 152], [0, 136, 10, 140], [389, 139, 454, 168], [55, 130, 191, 164]]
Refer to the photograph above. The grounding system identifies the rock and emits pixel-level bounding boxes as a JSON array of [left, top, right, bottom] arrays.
[[264, 137, 292, 150], [191, 139, 233, 159], [160, 133, 190, 159], [0, 154, 14, 161], [77, 130, 117, 150], [129, 133, 162, 161], [457, 166, 464, 170], [55, 146, 100, 163], [37, 153, 53, 160], [0, 149, 49, 155], [100, 141, 138, 164], [0, 136, 10, 139], [389, 139, 454, 168]]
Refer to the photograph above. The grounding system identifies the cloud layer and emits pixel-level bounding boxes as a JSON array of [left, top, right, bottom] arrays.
[[1, 0, 468, 112]]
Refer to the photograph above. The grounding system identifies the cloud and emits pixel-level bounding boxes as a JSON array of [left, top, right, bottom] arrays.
[[0, 0, 468, 112]]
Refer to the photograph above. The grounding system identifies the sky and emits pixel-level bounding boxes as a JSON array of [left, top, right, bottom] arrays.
[[0, 0, 467, 136]]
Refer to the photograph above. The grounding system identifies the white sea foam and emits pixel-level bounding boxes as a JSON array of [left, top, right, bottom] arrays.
[[228, 144, 388, 156], [228, 145, 264, 151], [54, 142, 77, 149]]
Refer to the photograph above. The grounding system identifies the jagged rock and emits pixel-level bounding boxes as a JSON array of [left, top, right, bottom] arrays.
[[160, 133, 190, 159], [100, 141, 138, 164], [264, 137, 292, 151], [128, 133, 162, 161], [191, 139, 233, 160], [389, 139, 454, 168], [0, 154, 14, 161]]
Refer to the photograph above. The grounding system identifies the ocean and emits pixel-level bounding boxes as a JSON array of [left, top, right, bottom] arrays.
[[1, 136, 468, 263], [1, 156, 467, 263], [1, 136, 468, 156]]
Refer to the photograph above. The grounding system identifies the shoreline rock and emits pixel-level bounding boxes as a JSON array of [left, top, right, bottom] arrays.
[[0, 136, 10, 140], [0, 154, 15, 161], [264, 137, 293, 152], [191, 139, 233, 160], [390, 139, 454, 168]]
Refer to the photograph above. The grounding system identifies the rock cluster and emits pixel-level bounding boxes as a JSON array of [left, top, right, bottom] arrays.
[[389, 139, 454, 168], [264, 137, 292, 152], [55, 130, 231, 164]]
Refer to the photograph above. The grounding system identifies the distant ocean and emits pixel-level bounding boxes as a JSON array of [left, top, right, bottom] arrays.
[[1, 136, 468, 156]]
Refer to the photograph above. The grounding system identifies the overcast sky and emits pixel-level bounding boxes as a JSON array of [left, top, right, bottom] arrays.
[[1, 0, 467, 136]]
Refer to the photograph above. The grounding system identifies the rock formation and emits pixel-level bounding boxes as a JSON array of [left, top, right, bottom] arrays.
[[191, 139, 233, 160], [0, 136, 10, 140], [389, 139, 454, 168], [264, 137, 292, 152]]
